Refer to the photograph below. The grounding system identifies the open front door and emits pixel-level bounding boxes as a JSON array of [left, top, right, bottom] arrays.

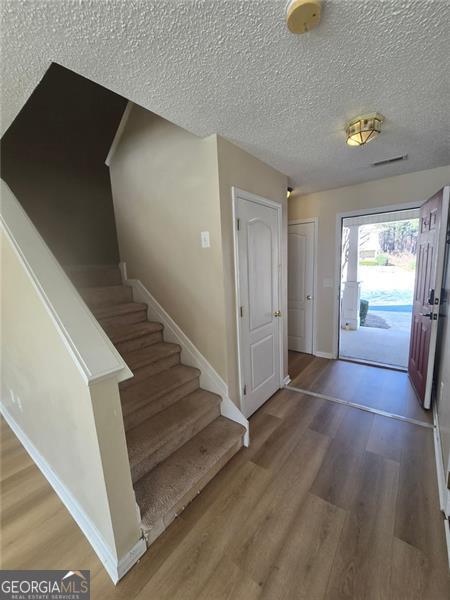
[[408, 187, 449, 408]]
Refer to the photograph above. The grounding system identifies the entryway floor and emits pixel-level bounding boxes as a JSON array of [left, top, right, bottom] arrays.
[[288, 351, 432, 424], [2, 389, 449, 599], [339, 310, 412, 369]]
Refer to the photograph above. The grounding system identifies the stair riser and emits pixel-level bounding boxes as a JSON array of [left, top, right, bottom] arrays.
[[121, 372, 190, 408], [130, 403, 221, 483], [69, 268, 122, 288], [142, 435, 244, 545], [99, 310, 147, 328], [81, 286, 133, 308], [121, 354, 180, 388], [123, 378, 200, 430], [115, 331, 163, 354]]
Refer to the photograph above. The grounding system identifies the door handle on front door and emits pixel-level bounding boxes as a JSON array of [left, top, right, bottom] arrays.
[[273, 310, 281, 317], [306, 295, 312, 300]]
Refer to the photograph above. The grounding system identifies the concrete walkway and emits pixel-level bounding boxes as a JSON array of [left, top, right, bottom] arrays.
[[340, 311, 412, 368]]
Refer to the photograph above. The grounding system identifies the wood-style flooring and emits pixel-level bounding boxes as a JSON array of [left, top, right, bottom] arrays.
[[288, 351, 432, 424], [1, 387, 449, 599]]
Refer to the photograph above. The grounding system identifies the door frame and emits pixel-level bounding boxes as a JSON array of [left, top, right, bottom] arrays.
[[288, 218, 318, 356], [423, 186, 450, 407], [232, 187, 284, 414], [333, 201, 422, 360]]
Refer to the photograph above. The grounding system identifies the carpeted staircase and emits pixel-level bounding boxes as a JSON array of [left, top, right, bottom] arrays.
[[69, 265, 245, 544]]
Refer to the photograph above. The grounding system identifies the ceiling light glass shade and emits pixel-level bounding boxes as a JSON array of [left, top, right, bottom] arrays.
[[345, 113, 384, 147]]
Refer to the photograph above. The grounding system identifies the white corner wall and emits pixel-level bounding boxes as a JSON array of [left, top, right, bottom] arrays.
[[435, 206, 450, 497], [216, 136, 288, 404]]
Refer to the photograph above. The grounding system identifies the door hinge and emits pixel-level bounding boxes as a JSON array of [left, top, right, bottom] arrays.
[[243, 384, 247, 396], [240, 306, 244, 317], [236, 218, 240, 231], [447, 471, 450, 490]]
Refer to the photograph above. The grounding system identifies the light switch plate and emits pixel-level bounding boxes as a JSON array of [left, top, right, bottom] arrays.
[[201, 231, 210, 248]]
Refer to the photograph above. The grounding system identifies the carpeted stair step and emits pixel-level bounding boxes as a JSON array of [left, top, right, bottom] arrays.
[[66, 265, 122, 288], [135, 417, 245, 544], [104, 321, 163, 354], [127, 389, 221, 483], [121, 365, 201, 430], [69, 263, 246, 551], [80, 284, 133, 308], [94, 302, 147, 327], [120, 342, 181, 387]]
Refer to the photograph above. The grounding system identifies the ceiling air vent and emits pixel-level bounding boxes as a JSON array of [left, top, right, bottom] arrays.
[[371, 154, 408, 167]]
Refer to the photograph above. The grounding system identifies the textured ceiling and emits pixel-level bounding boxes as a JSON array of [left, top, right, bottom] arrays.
[[1, 0, 449, 193]]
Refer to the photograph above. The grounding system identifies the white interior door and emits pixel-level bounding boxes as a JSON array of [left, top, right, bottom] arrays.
[[288, 222, 315, 354], [236, 194, 281, 417]]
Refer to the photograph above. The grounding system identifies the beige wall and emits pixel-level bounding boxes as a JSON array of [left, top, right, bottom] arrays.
[[1, 233, 140, 561], [216, 136, 288, 403], [110, 108, 288, 408], [288, 165, 450, 355], [110, 105, 227, 379]]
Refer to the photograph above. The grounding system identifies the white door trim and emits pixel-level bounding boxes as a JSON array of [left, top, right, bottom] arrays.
[[288, 218, 318, 355], [333, 201, 423, 359], [232, 187, 284, 413]]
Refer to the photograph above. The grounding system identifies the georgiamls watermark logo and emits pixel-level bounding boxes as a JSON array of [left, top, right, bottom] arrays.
[[0, 569, 90, 599]]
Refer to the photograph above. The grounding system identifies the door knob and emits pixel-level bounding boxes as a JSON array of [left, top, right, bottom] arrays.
[[306, 295, 312, 300], [273, 310, 281, 317]]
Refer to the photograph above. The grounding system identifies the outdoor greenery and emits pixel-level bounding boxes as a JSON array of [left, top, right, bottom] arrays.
[[360, 299, 369, 325], [378, 220, 418, 255], [355, 219, 419, 269], [360, 254, 389, 267]]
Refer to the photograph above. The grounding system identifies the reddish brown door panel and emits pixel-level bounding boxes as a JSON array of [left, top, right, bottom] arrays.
[[408, 191, 443, 406]]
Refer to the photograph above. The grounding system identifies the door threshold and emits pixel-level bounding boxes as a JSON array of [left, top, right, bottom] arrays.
[[286, 385, 433, 429], [338, 355, 407, 373]]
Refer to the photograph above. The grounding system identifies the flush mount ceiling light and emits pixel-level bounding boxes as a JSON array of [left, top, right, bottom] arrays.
[[286, 0, 321, 34], [345, 113, 384, 147]]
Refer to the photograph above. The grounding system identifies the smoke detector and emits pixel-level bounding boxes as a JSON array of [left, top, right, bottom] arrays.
[[286, 0, 322, 34]]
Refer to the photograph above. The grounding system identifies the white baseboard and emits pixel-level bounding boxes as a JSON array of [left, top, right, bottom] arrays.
[[124, 276, 249, 447], [445, 519, 450, 573], [314, 350, 335, 359], [433, 402, 450, 570], [116, 538, 147, 581], [433, 403, 447, 514], [0, 404, 146, 584]]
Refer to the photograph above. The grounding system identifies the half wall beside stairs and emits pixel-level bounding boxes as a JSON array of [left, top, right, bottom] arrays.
[[0, 182, 144, 582]]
